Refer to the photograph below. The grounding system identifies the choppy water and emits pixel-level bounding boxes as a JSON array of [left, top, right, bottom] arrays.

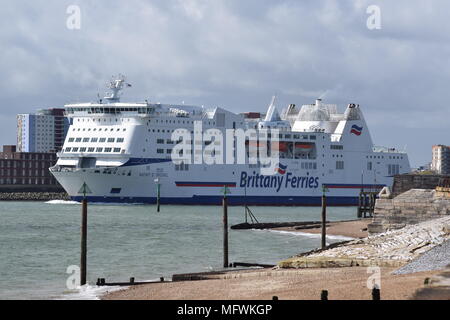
[[0, 201, 357, 299]]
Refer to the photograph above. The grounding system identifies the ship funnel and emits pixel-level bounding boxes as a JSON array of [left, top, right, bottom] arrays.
[[264, 95, 281, 122], [315, 99, 322, 107]]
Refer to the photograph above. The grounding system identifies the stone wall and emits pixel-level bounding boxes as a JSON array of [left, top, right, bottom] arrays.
[[368, 189, 450, 234], [0, 184, 65, 193], [0, 192, 70, 201], [392, 174, 450, 197]]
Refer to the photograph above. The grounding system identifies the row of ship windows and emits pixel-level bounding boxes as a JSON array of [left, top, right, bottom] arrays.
[[150, 129, 317, 141], [73, 127, 127, 132], [367, 155, 403, 160], [150, 119, 217, 126], [67, 137, 125, 143], [65, 147, 122, 153]]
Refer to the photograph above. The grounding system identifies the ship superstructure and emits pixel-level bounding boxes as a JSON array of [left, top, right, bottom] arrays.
[[50, 77, 410, 205]]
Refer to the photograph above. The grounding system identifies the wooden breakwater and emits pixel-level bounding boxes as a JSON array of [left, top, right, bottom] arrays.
[[231, 221, 330, 230], [0, 192, 70, 201]]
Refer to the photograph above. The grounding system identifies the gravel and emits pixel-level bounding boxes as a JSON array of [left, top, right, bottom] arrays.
[[393, 239, 450, 275]]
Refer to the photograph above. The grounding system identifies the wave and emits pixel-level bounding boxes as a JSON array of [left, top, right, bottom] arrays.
[[45, 200, 80, 205], [255, 228, 355, 241], [58, 284, 126, 300]]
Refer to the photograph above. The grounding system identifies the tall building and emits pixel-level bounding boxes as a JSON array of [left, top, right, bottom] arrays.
[[431, 145, 450, 175], [17, 108, 70, 153]]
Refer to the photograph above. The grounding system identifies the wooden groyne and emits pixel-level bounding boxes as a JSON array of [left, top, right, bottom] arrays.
[[231, 221, 330, 230]]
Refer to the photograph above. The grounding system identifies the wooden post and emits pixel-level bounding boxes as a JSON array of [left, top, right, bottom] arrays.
[[357, 192, 362, 218], [223, 196, 229, 268], [80, 198, 87, 286], [156, 182, 160, 212], [321, 194, 326, 249], [321, 290, 328, 300], [372, 287, 380, 300], [155, 178, 161, 212]]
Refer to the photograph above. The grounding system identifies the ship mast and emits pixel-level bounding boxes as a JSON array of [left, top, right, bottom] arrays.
[[104, 74, 131, 102]]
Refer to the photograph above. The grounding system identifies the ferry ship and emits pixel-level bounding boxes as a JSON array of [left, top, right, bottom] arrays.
[[50, 76, 411, 205]]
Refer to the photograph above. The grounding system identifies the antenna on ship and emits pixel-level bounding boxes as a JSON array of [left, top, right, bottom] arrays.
[[104, 74, 132, 103]]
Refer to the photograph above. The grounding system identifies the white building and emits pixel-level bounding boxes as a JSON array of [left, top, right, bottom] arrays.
[[17, 108, 71, 153], [431, 145, 450, 175]]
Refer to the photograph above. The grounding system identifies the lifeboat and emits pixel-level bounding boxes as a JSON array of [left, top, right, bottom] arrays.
[[271, 142, 288, 152], [295, 143, 313, 151]]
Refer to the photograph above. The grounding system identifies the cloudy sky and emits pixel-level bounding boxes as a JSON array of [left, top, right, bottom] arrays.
[[1, 0, 449, 167]]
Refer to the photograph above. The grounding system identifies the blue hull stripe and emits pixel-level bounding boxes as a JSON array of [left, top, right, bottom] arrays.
[[71, 195, 359, 206], [175, 181, 237, 187], [121, 158, 172, 167], [323, 183, 385, 189]]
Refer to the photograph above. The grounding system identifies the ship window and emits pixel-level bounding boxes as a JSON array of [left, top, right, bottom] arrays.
[[157, 149, 164, 154], [309, 135, 316, 140], [68, 138, 74, 142], [91, 138, 98, 142], [367, 162, 372, 170], [107, 138, 115, 143], [65, 147, 71, 152], [336, 161, 344, 170], [157, 139, 164, 144], [104, 147, 112, 152], [113, 148, 121, 152], [117, 138, 124, 143], [388, 164, 400, 175], [110, 188, 121, 194], [88, 147, 95, 152], [75, 138, 82, 142], [72, 147, 79, 152], [83, 138, 89, 142], [96, 147, 103, 152], [166, 149, 172, 154], [99, 138, 106, 142]]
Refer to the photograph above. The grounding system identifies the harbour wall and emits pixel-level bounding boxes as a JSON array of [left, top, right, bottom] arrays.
[[0, 184, 69, 201], [369, 174, 450, 234], [391, 173, 449, 197]]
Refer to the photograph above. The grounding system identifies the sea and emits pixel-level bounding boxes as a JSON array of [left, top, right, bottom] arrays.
[[0, 201, 357, 300]]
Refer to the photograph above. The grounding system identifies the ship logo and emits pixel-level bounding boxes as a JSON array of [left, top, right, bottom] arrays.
[[274, 163, 287, 175], [350, 124, 363, 136]]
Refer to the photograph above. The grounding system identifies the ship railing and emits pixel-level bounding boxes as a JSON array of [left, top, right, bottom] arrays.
[[49, 165, 77, 173], [372, 145, 404, 153]]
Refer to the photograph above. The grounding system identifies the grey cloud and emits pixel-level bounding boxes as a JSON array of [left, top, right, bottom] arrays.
[[0, 0, 449, 166]]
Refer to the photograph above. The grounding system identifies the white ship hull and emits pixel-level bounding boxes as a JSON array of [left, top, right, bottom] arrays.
[[52, 158, 394, 206]]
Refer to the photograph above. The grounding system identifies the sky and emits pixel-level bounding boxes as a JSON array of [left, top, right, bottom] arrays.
[[1, 0, 449, 167]]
